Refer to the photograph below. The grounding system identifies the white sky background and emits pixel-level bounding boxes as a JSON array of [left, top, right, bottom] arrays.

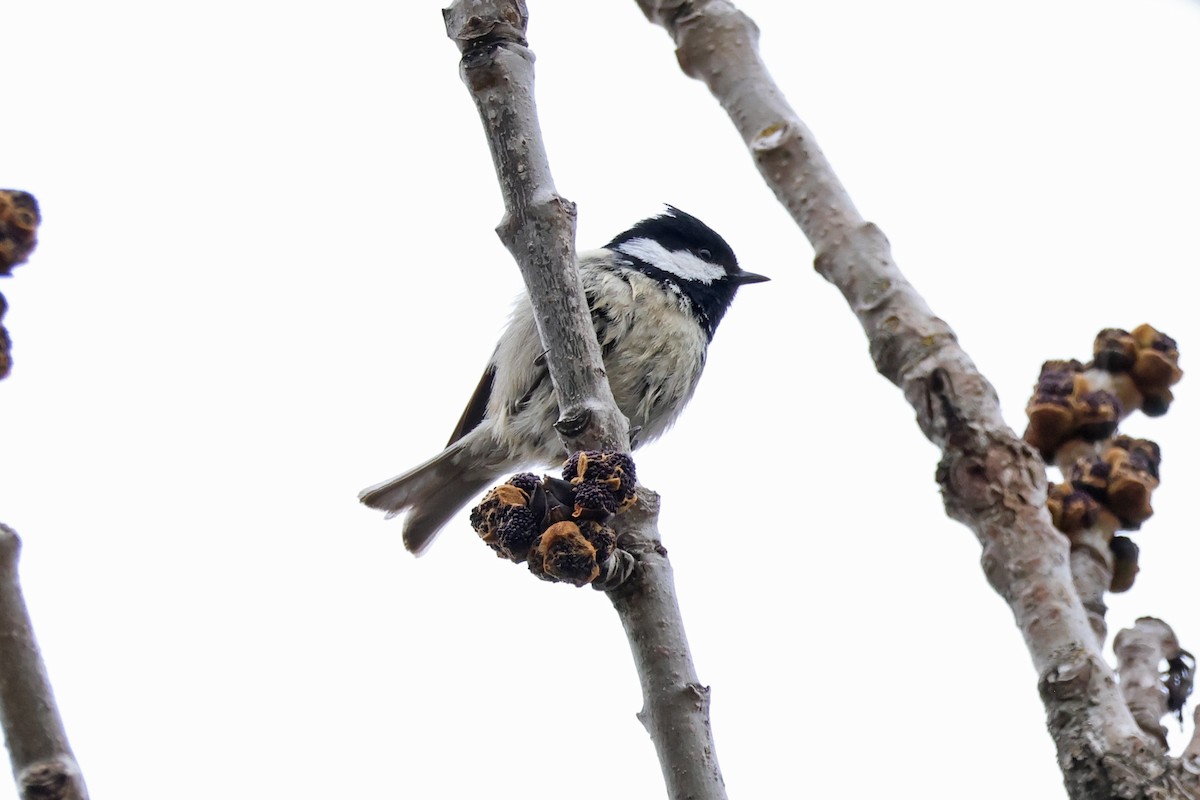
[[3, 1, 1199, 797]]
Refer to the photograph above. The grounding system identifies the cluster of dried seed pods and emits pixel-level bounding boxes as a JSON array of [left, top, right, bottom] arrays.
[[470, 451, 636, 586], [0, 189, 42, 380], [1028, 325, 1181, 594]]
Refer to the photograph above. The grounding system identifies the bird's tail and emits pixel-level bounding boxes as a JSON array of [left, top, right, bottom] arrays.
[[358, 441, 493, 555]]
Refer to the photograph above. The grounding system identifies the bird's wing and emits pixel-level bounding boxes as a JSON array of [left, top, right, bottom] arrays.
[[446, 364, 496, 446]]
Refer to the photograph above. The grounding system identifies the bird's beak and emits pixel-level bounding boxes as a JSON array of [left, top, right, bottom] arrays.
[[732, 270, 770, 285]]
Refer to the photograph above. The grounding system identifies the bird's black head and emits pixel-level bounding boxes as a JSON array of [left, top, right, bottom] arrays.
[[605, 206, 768, 338]]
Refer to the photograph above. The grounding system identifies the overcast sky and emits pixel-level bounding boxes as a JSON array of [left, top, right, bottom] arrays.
[[4, 1, 1200, 798]]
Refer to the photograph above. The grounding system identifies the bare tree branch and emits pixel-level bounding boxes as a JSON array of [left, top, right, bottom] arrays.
[[635, 1, 1196, 796], [0, 525, 88, 800], [443, 2, 725, 797]]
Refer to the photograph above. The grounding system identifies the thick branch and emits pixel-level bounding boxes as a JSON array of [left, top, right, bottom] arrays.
[[445, 3, 724, 797], [636, 1, 1195, 797], [0, 525, 88, 800]]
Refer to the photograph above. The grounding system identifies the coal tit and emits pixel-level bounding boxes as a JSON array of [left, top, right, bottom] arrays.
[[360, 206, 768, 554]]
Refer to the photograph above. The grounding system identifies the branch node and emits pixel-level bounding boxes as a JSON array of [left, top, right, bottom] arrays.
[[1038, 653, 1094, 702], [554, 409, 592, 439], [17, 755, 87, 800]]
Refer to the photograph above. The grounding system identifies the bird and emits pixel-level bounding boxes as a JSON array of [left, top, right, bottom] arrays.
[[359, 206, 768, 554]]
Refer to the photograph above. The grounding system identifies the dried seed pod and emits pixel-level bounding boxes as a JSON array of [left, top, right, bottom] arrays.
[[1111, 436, 1161, 480], [1070, 455, 1112, 501], [1025, 402, 1074, 457], [1024, 362, 1079, 457], [573, 480, 619, 520], [470, 478, 546, 563], [1093, 328, 1138, 373], [508, 472, 544, 497], [527, 521, 600, 587], [1024, 362, 1120, 458], [1068, 444, 1161, 529], [1047, 483, 1100, 534], [0, 190, 40, 275], [1071, 388, 1120, 442], [1109, 536, 1139, 593], [1140, 389, 1173, 418], [1129, 324, 1182, 393], [562, 450, 637, 518], [576, 519, 617, 564], [1104, 449, 1157, 528]]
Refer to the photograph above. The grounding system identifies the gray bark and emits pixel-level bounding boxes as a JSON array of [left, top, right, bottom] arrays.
[[634, 1, 1196, 797], [443, 3, 726, 798], [0, 525, 88, 800]]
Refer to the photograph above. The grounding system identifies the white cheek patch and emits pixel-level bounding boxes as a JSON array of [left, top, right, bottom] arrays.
[[617, 237, 725, 285]]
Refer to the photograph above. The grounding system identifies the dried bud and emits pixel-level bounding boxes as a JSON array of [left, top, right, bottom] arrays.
[[507, 472, 543, 496], [1068, 444, 1160, 529], [470, 478, 547, 562], [1129, 323, 1182, 394], [1093, 328, 1138, 373], [1111, 436, 1162, 480], [1024, 362, 1120, 457], [1025, 401, 1074, 457], [1071, 388, 1120, 442], [1109, 536, 1139, 593], [527, 521, 600, 587], [573, 480, 619, 520], [1070, 455, 1112, 500], [1140, 389, 1173, 418], [1047, 483, 1100, 533], [563, 450, 637, 518], [1104, 449, 1157, 528], [0, 190, 40, 275], [576, 518, 617, 564]]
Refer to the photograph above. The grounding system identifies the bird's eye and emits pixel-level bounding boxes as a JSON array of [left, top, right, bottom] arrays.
[[697, 248, 713, 261]]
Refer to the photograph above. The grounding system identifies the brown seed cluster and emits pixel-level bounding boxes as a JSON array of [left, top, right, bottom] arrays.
[[470, 451, 635, 587], [1030, 325, 1180, 596], [1025, 360, 1120, 459], [1024, 325, 1182, 460], [1093, 325, 1182, 416], [1050, 436, 1160, 526], [0, 190, 42, 379], [0, 190, 40, 276]]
